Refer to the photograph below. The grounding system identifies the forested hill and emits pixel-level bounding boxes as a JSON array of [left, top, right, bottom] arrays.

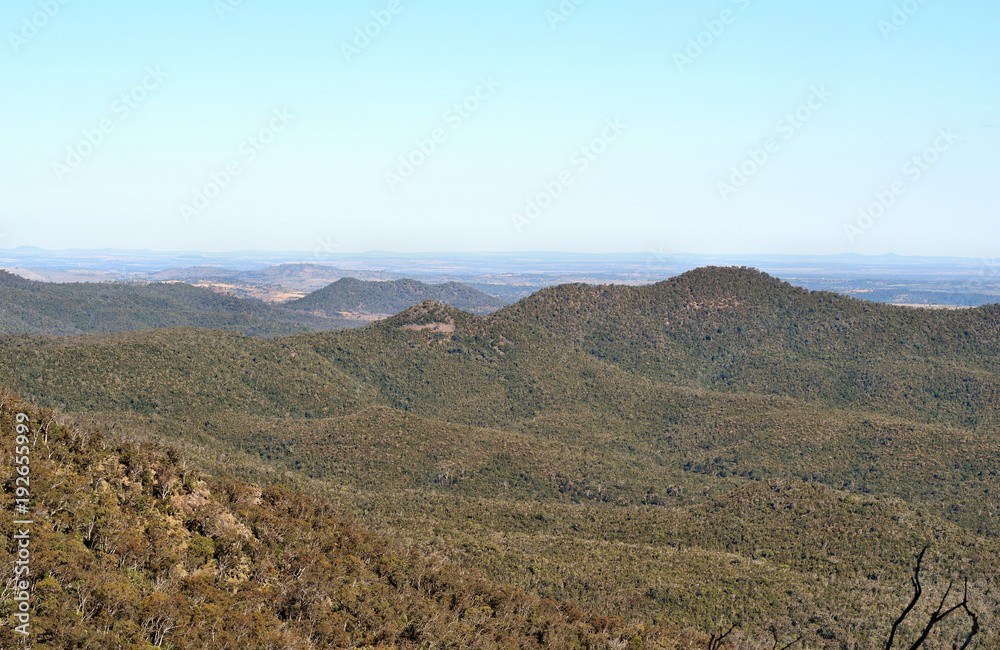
[[0, 270, 353, 337], [0, 396, 687, 649], [285, 277, 509, 316], [480, 266, 1000, 425]]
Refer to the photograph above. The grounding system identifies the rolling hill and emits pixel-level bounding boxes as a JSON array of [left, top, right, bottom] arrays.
[[0, 266, 995, 646], [284, 277, 509, 317], [0, 270, 362, 336]]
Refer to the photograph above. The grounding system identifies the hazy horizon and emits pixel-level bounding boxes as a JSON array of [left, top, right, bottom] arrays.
[[0, 245, 994, 261]]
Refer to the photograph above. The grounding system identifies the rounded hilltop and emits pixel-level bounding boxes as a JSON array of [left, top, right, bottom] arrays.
[[382, 299, 477, 331]]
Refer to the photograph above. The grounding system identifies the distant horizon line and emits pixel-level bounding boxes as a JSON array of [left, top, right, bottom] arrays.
[[0, 246, 990, 263]]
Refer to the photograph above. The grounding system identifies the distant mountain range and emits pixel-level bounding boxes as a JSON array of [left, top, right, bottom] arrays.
[[6, 249, 1000, 308], [4, 247, 996, 283]]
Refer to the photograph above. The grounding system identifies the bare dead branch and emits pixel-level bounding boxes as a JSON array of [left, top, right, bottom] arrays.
[[708, 622, 738, 650], [885, 546, 927, 650], [956, 581, 981, 650], [884, 548, 981, 650]]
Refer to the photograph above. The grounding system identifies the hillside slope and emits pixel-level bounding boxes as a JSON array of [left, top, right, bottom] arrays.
[[0, 396, 690, 649], [0, 270, 357, 337]]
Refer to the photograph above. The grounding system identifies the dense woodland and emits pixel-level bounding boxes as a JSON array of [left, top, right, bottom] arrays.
[[1, 399, 692, 648], [2, 267, 996, 647]]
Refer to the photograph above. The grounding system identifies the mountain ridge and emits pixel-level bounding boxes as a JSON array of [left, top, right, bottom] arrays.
[[0, 271, 362, 336], [286, 277, 508, 316]]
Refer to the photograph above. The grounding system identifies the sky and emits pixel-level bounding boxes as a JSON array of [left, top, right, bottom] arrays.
[[0, 0, 997, 256]]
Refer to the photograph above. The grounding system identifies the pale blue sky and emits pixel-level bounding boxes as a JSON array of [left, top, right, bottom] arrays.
[[0, 0, 997, 255]]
